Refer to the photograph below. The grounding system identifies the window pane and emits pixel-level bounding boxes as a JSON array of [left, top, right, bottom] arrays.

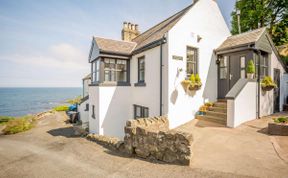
[[220, 68, 227, 79], [104, 71, 110, 81], [116, 60, 127, 82], [111, 71, 116, 81], [138, 58, 145, 82], [96, 60, 100, 82], [220, 57, 227, 67], [241, 69, 245, 79], [136, 107, 141, 117], [240, 57, 245, 68], [143, 108, 149, 117], [187, 47, 198, 76]]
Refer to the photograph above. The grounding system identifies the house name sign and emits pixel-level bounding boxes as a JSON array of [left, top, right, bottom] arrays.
[[172, 55, 183, 61]]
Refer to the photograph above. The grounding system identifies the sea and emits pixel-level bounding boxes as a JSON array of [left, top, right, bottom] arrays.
[[0, 88, 82, 117]]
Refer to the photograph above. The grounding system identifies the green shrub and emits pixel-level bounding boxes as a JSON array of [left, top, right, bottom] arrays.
[[53, 105, 69, 111], [3, 116, 35, 135], [0, 116, 14, 125], [261, 76, 277, 88], [246, 60, 255, 74], [274, 117, 288, 123]]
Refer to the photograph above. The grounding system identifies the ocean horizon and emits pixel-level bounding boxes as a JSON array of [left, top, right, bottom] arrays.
[[0, 87, 82, 117]]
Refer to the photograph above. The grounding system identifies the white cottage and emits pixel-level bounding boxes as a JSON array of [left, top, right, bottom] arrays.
[[85, 0, 288, 138]]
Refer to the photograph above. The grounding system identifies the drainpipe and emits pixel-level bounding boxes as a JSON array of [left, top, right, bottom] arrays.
[[248, 46, 261, 119], [160, 35, 167, 116]]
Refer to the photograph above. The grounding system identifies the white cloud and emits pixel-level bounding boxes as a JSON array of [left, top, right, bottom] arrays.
[[0, 43, 89, 70], [0, 43, 90, 87]]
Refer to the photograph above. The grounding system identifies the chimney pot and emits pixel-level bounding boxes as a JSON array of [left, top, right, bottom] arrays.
[[131, 24, 135, 30], [135, 24, 139, 31], [128, 22, 131, 29]]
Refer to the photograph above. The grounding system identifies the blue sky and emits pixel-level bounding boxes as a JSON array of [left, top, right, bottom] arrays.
[[0, 0, 236, 87]]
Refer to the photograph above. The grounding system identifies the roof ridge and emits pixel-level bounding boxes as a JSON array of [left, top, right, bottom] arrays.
[[93, 36, 137, 44], [132, 3, 196, 42], [227, 27, 267, 39]]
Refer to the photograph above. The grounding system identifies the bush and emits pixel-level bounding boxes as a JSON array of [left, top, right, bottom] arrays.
[[3, 116, 35, 135], [274, 117, 288, 124], [0, 116, 14, 125], [246, 60, 255, 74], [53, 105, 69, 111]]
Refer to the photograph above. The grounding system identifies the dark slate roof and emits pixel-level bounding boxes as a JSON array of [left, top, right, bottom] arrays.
[[216, 27, 267, 51], [94, 37, 137, 55], [93, 2, 198, 55], [132, 3, 197, 51]]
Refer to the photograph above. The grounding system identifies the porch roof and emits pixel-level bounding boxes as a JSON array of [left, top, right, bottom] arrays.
[[216, 27, 266, 51]]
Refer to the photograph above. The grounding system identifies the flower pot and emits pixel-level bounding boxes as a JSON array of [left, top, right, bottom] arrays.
[[262, 85, 276, 91], [247, 73, 254, 79]]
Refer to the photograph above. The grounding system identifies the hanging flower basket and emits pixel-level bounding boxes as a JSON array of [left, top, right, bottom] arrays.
[[261, 76, 277, 91], [181, 80, 201, 92], [187, 83, 202, 91], [261, 85, 277, 91]]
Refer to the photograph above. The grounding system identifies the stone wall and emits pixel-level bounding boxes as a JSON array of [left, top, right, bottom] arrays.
[[124, 116, 193, 165]]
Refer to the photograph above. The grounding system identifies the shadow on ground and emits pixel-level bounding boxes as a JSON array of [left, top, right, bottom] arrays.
[[47, 127, 75, 138]]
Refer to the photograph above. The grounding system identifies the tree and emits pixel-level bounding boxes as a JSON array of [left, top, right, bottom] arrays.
[[231, 0, 288, 46]]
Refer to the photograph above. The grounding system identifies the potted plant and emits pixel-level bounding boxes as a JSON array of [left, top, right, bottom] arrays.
[[181, 74, 202, 92], [261, 76, 277, 91], [246, 60, 255, 79]]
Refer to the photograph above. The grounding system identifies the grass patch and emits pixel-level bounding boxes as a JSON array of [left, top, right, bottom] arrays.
[[53, 105, 69, 111], [66, 96, 81, 105], [274, 117, 288, 123], [0, 116, 15, 125], [3, 116, 35, 135]]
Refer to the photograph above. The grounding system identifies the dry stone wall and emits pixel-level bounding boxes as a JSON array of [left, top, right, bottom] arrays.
[[124, 116, 193, 165]]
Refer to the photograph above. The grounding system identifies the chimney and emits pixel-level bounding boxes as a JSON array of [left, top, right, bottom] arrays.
[[121, 22, 140, 41]]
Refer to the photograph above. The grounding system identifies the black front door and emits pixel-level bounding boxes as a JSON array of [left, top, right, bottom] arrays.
[[218, 54, 243, 99], [274, 69, 280, 112]]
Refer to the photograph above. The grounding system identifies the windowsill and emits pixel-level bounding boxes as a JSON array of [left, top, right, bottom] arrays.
[[89, 81, 131, 87], [134, 82, 146, 87]]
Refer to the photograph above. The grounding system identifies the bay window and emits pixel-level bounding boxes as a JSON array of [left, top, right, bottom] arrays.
[[91, 57, 129, 85]]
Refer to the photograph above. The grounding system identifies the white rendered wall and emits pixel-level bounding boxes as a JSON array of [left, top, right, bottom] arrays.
[[259, 51, 287, 117], [227, 82, 257, 128], [167, 0, 230, 128], [88, 86, 132, 138], [78, 99, 89, 129], [130, 45, 168, 117], [88, 86, 100, 134]]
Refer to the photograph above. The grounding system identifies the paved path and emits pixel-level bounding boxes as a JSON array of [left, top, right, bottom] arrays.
[[174, 112, 288, 178], [0, 112, 254, 178]]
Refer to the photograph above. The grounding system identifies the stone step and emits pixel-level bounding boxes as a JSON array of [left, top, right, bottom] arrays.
[[208, 106, 227, 113], [206, 110, 227, 119], [197, 115, 226, 125], [213, 102, 227, 108]]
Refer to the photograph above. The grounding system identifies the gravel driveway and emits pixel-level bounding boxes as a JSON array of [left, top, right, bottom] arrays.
[[0, 112, 286, 178]]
